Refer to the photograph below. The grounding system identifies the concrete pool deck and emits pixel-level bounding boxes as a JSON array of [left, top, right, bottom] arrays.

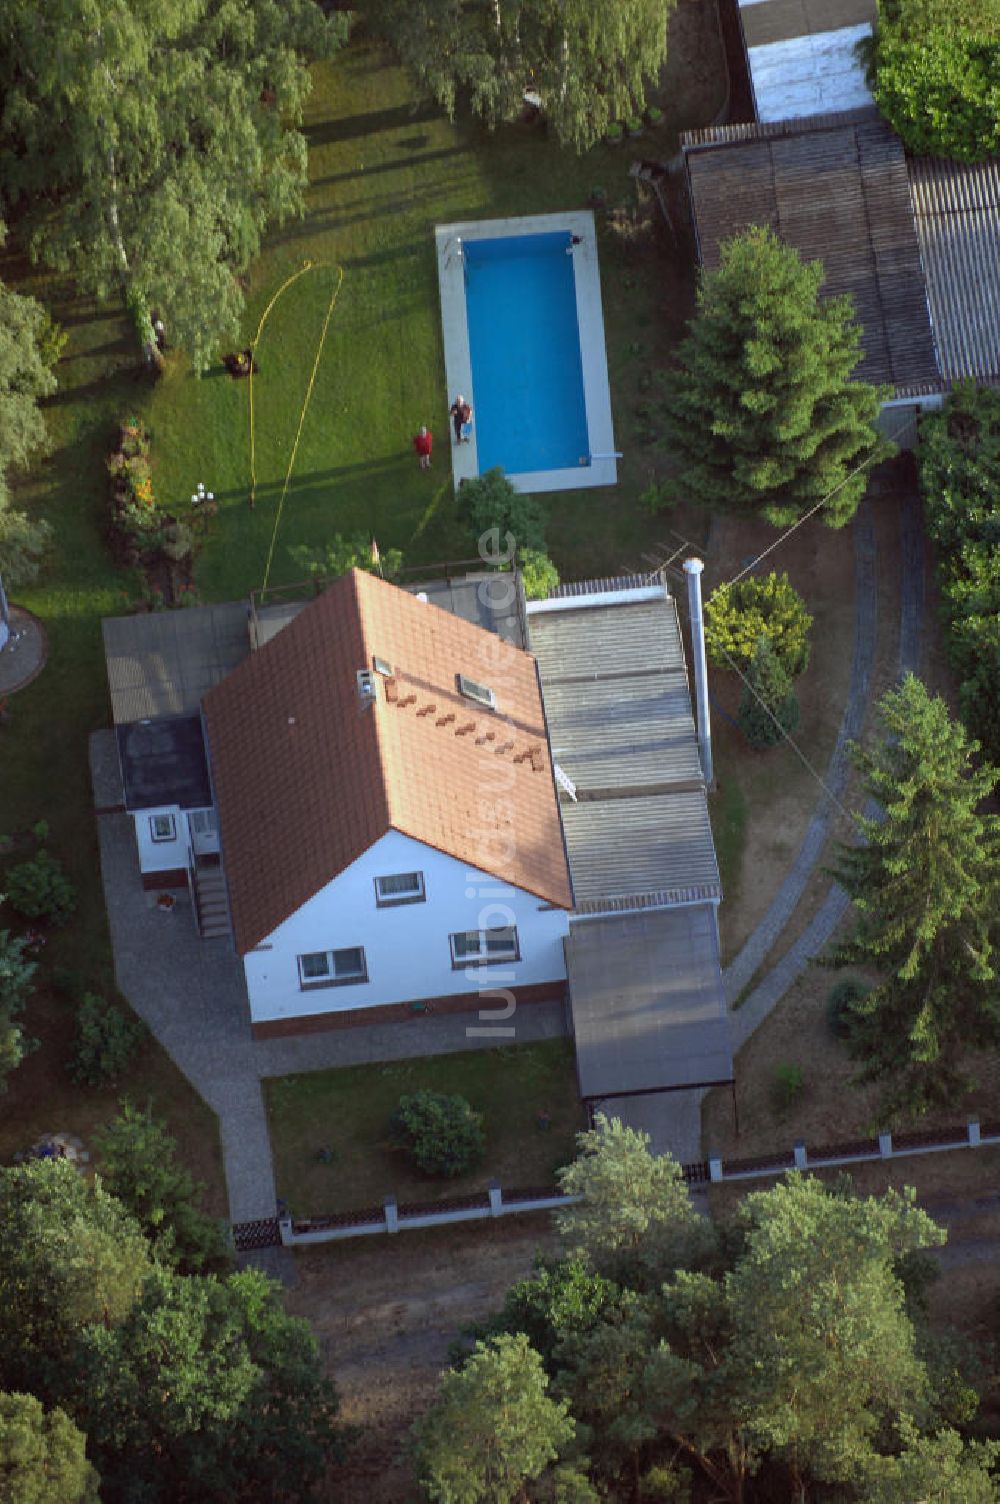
[[435, 210, 617, 495]]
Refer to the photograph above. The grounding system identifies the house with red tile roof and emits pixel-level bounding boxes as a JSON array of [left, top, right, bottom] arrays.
[[105, 569, 574, 1035]]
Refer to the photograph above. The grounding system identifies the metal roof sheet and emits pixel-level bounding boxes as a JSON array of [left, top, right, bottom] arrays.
[[684, 118, 940, 391], [529, 587, 719, 912], [102, 604, 252, 725], [567, 905, 733, 1098], [908, 156, 1000, 383], [746, 25, 875, 124], [562, 795, 721, 909], [116, 715, 212, 812]]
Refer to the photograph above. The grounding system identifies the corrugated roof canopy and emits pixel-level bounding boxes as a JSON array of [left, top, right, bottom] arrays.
[[567, 907, 733, 1098], [908, 155, 1000, 383], [684, 116, 940, 392], [528, 587, 720, 913]]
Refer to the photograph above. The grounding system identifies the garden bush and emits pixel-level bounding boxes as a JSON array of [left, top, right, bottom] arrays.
[[771, 1063, 804, 1115], [391, 1090, 486, 1178], [4, 848, 76, 924], [459, 468, 547, 557], [70, 993, 146, 1088], [826, 977, 872, 1043], [518, 548, 560, 600], [738, 637, 800, 748], [916, 383, 1000, 760], [95, 1101, 231, 1273], [289, 533, 403, 581], [705, 572, 812, 677], [866, 0, 1000, 162]]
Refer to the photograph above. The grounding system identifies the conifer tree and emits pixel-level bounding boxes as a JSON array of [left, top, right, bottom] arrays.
[[738, 636, 800, 748], [662, 227, 890, 527], [829, 675, 1000, 1113]]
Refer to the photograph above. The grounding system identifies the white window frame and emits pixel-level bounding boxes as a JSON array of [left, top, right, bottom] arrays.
[[450, 926, 520, 968], [374, 871, 426, 906], [149, 813, 176, 843], [297, 947, 369, 989]]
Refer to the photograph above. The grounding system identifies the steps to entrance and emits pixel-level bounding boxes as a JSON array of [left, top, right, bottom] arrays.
[[194, 866, 232, 939]]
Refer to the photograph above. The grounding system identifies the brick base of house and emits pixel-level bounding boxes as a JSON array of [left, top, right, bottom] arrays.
[[250, 980, 567, 1039], [141, 869, 188, 891]]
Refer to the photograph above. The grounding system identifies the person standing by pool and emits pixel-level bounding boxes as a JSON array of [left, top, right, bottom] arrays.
[[449, 395, 472, 444], [413, 425, 433, 470]]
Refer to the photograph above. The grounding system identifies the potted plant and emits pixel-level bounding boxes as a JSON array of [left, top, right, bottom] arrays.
[[605, 122, 624, 146], [646, 104, 664, 127], [156, 892, 176, 911], [626, 115, 644, 138]]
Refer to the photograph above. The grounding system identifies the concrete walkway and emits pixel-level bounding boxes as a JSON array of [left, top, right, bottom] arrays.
[[93, 784, 566, 1223]]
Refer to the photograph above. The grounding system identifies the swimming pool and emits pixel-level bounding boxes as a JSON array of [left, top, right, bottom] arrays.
[[436, 211, 617, 494]]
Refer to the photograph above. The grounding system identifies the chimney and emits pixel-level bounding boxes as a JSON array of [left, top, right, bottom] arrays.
[[683, 558, 714, 788]]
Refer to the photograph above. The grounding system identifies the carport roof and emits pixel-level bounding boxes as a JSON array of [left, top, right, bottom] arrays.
[[566, 905, 733, 1099]]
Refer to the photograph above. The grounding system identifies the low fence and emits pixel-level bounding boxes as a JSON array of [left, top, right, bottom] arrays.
[[229, 1119, 1000, 1251]]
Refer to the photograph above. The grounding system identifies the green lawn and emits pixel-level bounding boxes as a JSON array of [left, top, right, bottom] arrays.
[[0, 25, 726, 1195], [264, 1039, 585, 1215]]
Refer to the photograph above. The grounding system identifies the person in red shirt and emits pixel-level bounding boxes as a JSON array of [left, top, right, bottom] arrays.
[[413, 425, 433, 470]]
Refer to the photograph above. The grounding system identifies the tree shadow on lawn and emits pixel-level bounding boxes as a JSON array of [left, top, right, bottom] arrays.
[[302, 98, 444, 149], [311, 142, 467, 189]]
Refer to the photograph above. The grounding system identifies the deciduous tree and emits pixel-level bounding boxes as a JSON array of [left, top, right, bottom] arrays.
[[0, 1391, 99, 1504], [828, 675, 1000, 1114], [365, 0, 675, 151], [555, 1114, 716, 1287], [661, 228, 889, 527], [0, 0, 347, 371], [0, 1161, 150, 1401], [74, 1266, 340, 1502], [414, 1332, 575, 1504]]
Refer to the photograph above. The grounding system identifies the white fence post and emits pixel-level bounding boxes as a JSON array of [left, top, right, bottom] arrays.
[[277, 1215, 293, 1246], [793, 1140, 807, 1170], [384, 1196, 399, 1234], [488, 1182, 503, 1217], [878, 1131, 893, 1158], [968, 1118, 981, 1147], [708, 1155, 723, 1183]]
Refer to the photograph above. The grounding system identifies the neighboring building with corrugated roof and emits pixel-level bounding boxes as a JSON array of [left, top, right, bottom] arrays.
[[908, 156, 1000, 385], [682, 113, 940, 396], [736, 0, 876, 124]]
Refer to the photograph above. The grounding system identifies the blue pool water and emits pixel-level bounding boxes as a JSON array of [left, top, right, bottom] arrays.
[[464, 233, 590, 476]]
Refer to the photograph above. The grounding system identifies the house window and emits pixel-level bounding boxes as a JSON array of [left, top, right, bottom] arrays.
[[297, 947, 368, 989], [149, 813, 176, 843], [450, 926, 520, 967], [374, 871, 425, 906], [456, 673, 497, 710]]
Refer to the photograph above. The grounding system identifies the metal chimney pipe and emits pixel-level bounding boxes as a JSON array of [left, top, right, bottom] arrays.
[[683, 558, 714, 788]]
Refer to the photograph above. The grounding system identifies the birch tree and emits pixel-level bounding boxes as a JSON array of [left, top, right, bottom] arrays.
[[0, 0, 346, 371]]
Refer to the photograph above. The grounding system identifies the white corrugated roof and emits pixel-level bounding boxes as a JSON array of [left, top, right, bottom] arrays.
[[748, 26, 874, 123]]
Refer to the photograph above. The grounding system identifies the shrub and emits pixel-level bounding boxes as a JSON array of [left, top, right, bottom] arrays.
[[289, 533, 403, 581], [866, 0, 1000, 162], [738, 637, 800, 748], [4, 849, 76, 924], [158, 519, 194, 565], [916, 383, 1000, 760], [95, 1101, 231, 1273], [519, 548, 560, 600], [771, 1063, 804, 1114], [391, 1090, 486, 1178], [826, 977, 872, 1042], [70, 993, 146, 1087], [459, 467, 547, 557], [705, 572, 812, 677]]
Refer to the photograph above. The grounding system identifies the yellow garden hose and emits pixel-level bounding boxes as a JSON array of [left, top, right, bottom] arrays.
[[247, 259, 345, 593]]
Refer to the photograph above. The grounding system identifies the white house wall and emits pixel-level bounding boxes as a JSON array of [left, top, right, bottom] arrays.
[[133, 805, 188, 874], [242, 829, 571, 1025]]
